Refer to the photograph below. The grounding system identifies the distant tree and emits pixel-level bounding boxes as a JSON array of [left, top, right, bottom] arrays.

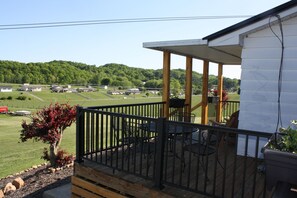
[[101, 77, 111, 86], [144, 79, 162, 88], [20, 103, 76, 167], [0, 61, 240, 92], [132, 79, 143, 87], [90, 74, 101, 85], [171, 79, 181, 97]]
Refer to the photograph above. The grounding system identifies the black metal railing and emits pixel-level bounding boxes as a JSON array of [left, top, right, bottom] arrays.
[[87, 102, 165, 118], [220, 100, 240, 121], [76, 103, 272, 198]]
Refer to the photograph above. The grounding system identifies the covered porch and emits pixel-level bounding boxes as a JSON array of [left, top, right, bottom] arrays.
[[143, 38, 241, 124]]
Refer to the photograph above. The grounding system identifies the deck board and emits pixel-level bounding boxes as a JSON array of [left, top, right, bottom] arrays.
[[74, 142, 273, 198]]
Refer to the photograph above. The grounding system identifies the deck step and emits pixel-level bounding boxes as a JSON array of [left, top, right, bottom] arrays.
[[72, 162, 173, 198]]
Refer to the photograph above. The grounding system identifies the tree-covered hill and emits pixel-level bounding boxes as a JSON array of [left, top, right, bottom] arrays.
[[0, 60, 239, 92]]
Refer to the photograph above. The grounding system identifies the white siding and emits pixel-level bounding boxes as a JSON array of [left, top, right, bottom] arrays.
[[208, 7, 297, 47], [239, 16, 297, 135]]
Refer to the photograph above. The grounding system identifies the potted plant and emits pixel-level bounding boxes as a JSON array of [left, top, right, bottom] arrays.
[[263, 120, 297, 190], [169, 96, 185, 108]]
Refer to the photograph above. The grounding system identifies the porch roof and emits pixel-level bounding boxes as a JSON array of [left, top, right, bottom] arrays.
[[143, 1, 297, 66], [143, 39, 242, 65]]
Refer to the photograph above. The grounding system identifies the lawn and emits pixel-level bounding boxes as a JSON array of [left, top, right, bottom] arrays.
[[0, 89, 162, 111]]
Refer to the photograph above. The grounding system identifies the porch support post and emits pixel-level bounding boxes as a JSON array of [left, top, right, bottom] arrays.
[[76, 106, 84, 163], [216, 63, 223, 122], [185, 56, 193, 121], [162, 51, 170, 118], [201, 60, 209, 124]]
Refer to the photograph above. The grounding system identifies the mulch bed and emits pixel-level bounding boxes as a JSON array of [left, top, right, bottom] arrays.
[[0, 164, 73, 198]]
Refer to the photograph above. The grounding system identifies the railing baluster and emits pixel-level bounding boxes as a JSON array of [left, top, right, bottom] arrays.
[[252, 136, 260, 198], [154, 117, 166, 189], [95, 112, 99, 162], [241, 134, 249, 197], [90, 112, 94, 161], [86, 111, 90, 158]]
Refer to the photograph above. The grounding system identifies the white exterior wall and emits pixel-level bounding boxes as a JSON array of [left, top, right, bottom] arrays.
[[237, 16, 297, 157], [239, 16, 297, 133]]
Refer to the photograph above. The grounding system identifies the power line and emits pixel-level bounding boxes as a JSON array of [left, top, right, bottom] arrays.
[[0, 15, 253, 31]]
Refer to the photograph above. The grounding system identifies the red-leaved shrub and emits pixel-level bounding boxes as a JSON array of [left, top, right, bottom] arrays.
[[20, 103, 76, 167]]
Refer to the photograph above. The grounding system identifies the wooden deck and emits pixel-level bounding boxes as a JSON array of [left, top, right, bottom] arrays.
[[72, 142, 274, 198]]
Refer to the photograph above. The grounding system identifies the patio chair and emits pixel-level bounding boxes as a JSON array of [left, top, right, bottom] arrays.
[[112, 117, 139, 149], [132, 124, 157, 171], [209, 110, 239, 128], [167, 113, 196, 152], [182, 129, 224, 175], [209, 110, 239, 144]]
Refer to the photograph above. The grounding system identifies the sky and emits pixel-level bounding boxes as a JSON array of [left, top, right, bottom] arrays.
[[0, 0, 289, 79]]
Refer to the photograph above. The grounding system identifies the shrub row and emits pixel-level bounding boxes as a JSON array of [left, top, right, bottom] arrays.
[[0, 96, 31, 100]]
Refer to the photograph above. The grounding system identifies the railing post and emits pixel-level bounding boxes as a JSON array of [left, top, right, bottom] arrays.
[[154, 117, 167, 189], [76, 106, 84, 163]]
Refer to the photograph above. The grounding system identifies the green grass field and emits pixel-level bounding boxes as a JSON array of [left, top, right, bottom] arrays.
[[0, 87, 239, 178], [0, 89, 162, 111]]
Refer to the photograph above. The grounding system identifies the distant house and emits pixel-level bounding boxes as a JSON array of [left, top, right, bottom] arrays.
[[107, 90, 124, 95], [52, 86, 65, 93], [0, 86, 12, 92], [19, 85, 29, 91], [29, 86, 42, 92], [78, 86, 96, 92], [19, 85, 42, 92], [125, 88, 140, 95]]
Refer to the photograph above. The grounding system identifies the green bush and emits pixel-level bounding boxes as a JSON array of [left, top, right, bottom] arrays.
[[16, 96, 27, 100], [7, 96, 12, 100]]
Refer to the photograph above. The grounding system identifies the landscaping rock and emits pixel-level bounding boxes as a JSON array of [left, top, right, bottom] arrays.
[[48, 167, 56, 173], [3, 182, 16, 194], [0, 189, 4, 198], [12, 177, 25, 189]]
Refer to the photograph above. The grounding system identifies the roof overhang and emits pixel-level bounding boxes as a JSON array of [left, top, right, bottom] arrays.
[[143, 39, 242, 65]]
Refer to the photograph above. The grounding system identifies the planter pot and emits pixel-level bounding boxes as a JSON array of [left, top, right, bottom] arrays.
[[264, 148, 297, 190], [207, 96, 219, 104], [169, 99, 185, 108]]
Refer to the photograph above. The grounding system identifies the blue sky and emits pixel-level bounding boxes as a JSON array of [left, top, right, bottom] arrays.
[[0, 0, 289, 79]]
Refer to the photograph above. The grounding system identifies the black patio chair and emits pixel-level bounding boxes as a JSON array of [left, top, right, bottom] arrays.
[[182, 129, 224, 175], [168, 113, 196, 149], [112, 116, 139, 146]]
